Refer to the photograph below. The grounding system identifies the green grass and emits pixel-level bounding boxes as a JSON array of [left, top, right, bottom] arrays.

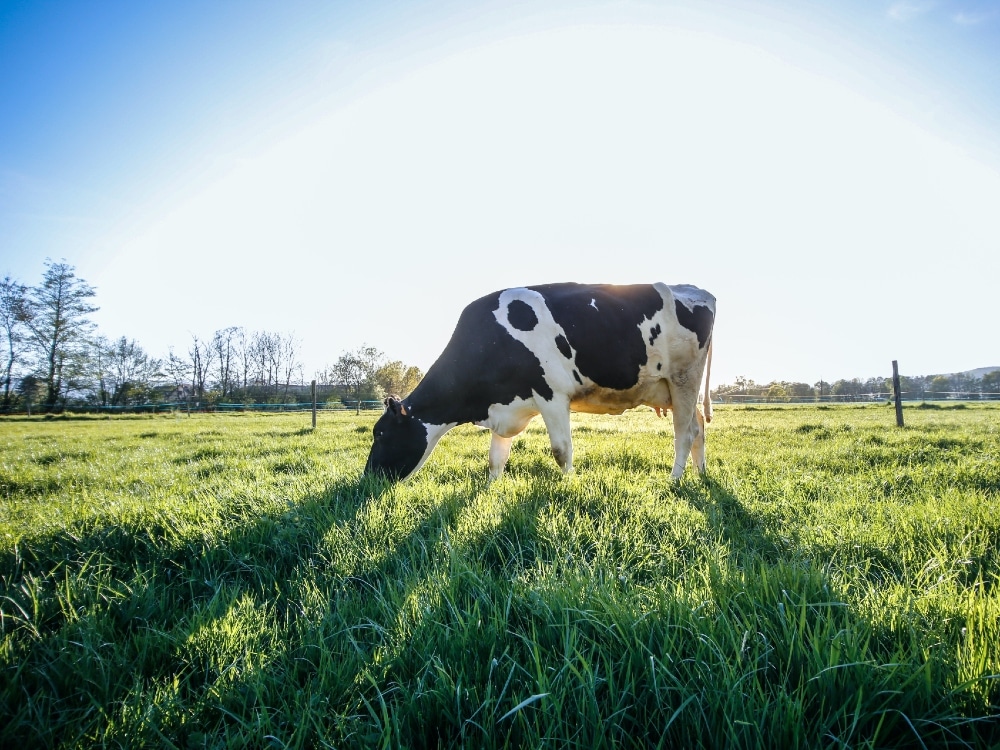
[[1, 405, 998, 748]]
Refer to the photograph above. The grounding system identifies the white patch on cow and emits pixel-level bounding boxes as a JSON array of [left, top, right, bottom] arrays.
[[493, 288, 581, 398], [477, 395, 539, 438], [590, 298, 598, 310], [477, 397, 540, 479], [404, 419, 457, 480]]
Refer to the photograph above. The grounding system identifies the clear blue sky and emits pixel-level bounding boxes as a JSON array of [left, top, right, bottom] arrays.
[[3, 0, 999, 385]]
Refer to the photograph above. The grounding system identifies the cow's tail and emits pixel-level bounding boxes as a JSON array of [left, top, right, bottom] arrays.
[[702, 338, 713, 424]]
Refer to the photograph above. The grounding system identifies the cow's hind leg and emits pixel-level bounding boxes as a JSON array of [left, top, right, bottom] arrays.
[[488, 432, 514, 480], [668, 381, 700, 480], [538, 397, 574, 474], [690, 407, 707, 475]]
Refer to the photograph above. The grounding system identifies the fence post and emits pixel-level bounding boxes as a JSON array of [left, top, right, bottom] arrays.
[[311, 380, 317, 430], [892, 360, 904, 427]]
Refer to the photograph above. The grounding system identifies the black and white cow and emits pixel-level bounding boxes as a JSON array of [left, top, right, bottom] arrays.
[[364, 282, 715, 482]]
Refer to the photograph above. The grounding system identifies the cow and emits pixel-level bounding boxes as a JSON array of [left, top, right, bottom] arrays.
[[364, 282, 715, 482]]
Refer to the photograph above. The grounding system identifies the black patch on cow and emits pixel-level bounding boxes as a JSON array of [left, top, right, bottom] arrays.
[[657, 363, 662, 371], [648, 323, 661, 347], [507, 299, 538, 332], [405, 291, 553, 426], [555, 334, 572, 359], [364, 410, 428, 480], [533, 283, 664, 391], [573, 370, 582, 384], [674, 300, 715, 348]]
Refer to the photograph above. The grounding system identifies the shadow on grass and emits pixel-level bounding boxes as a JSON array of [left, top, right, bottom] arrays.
[[4, 458, 998, 748], [0, 472, 377, 744], [0, 463, 547, 747], [674, 473, 1000, 748]]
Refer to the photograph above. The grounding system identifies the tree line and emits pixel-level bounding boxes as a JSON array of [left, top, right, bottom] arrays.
[[712, 371, 1000, 403], [1, 260, 423, 413], [4, 260, 996, 414]]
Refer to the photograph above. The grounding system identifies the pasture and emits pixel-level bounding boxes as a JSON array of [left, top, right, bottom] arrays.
[[1, 405, 998, 748]]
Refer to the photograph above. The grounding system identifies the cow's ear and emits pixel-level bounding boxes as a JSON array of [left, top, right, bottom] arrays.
[[385, 396, 408, 419]]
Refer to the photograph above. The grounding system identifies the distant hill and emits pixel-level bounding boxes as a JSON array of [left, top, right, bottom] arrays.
[[953, 367, 1000, 379]]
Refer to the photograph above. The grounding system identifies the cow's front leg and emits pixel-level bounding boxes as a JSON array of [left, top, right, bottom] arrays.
[[538, 397, 574, 474], [488, 432, 513, 480]]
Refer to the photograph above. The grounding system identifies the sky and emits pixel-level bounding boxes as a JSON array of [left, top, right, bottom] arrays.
[[2, 0, 999, 387]]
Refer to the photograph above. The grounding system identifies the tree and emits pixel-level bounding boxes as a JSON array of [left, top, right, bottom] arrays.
[[899, 374, 927, 400], [982, 370, 1000, 397], [188, 335, 214, 400], [0, 275, 30, 408], [101, 336, 162, 406], [25, 260, 98, 411], [210, 327, 239, 399], [163, 348, 191, 403], [950, 372, 976, 397], [766, 383, 789, 402], [238, 330, 302, 400], [277, 333, 302, 401], [831, 378, 862, 401], [785, 382, 816, 400], [862, 377, 889, 399], [374, 360, 424, 398], [234, 327, 252, 392], [928, 375, 952, 398], [18, 374, 42, 415], [327, 345, 384, 414]]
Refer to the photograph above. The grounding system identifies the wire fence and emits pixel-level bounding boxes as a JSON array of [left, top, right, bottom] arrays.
[[715, 392, 1000, 404], [5, 393, 1000, 416], [0, 400, 386, 416]]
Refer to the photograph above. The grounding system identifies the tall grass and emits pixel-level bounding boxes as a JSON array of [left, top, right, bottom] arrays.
[[1, 405, 998, 748]]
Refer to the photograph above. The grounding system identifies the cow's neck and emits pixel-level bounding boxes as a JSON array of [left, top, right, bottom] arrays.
[[401, 380, 458, 426]]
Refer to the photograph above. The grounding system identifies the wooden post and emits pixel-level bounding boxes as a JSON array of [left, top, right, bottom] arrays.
[[311, 380, 317, 430], [892, 360, 904, 427]]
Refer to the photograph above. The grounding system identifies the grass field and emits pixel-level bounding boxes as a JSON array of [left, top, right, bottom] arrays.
[[1, 404, 998, 748]]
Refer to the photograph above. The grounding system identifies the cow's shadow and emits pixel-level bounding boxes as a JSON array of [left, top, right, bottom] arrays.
[[6, 460, 997, 749]]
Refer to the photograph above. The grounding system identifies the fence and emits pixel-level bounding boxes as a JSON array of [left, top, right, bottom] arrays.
[[0, 400, 386, 416], [714, 391, 1000, 404], [4, 394, 999, 416]]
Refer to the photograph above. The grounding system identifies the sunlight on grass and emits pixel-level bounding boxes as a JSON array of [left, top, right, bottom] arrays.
[[1, 405, 998, 747]]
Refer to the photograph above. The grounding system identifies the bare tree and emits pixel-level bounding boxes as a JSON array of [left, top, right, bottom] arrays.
[[238, 330, 302, 400], [102, 336, 161, 406], [210, 327, 239, 399], [188, 334, 215, 400], [279, 333, 302, 401], [249, 330, 280, 394], [234, 327, 251, 392], [0, 275, 30, 408], [25, 260, 98, 411], [164, 347, 190, 402]]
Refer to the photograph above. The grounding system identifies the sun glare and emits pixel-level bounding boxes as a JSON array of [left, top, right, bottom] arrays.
[[92, 20, 1000, 383]]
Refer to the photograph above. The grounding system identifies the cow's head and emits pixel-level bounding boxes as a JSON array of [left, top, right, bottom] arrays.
[[363, 397, 428, 481]]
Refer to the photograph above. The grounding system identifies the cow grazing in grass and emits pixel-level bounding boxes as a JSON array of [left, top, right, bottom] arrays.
[[364, 282, 715, 482]]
